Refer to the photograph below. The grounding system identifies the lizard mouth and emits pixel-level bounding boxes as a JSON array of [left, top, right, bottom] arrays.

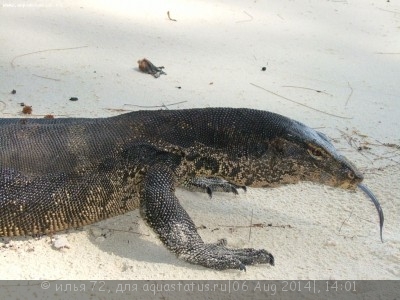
[[318, 167, 363, 190], [338, 156, 364, 189], [337, 179, 361, 189], [332, 172, 363, 189]]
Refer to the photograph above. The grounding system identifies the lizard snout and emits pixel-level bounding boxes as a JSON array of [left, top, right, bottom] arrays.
[[338, 156, 364, 189], [347, 169, 363, 182]]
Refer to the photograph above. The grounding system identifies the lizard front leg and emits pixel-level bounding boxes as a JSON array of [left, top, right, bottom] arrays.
[[140, 164, 274, 270]]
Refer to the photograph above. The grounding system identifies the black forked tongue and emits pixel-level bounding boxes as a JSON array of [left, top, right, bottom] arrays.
[[358, 184, 384, 243]]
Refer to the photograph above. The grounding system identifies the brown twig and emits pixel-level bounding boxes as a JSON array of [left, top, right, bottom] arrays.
[[282, 85, 333, 96], [123, 100, 188, 109], [361, 164, 399, 174], [345, 82, 353, 106], [236, 11, 253, 23], [336, 213, 372, 241], [248, 209, 253, 242], [250, 83, 353, 119], [91, 225, 149, 237], [381, 142, 400, 150], [10, 46, 89, 68], [338, 210, 353, 234], [167, 11, 177, 21], [32, 74, 61, 81], [104, 101, 188, 113], [373, 150, 400, 161], [376, 7, 400, 14], [337, 129, 374, 162], [374, 52, 400, 55], [338, 129, 400, 166], [369, 151, 399, 165], [103, 108, 133, 112], [37, 114, 68, 117], [218, 223, 292, 229]]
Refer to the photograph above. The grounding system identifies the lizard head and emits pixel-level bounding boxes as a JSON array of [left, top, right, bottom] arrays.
[[226, 111, 364, 190], [204, 110, 384, 242], [280, 120, 364, 189]]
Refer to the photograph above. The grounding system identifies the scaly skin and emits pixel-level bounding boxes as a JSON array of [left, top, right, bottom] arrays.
[[0, 108, 363, 270]]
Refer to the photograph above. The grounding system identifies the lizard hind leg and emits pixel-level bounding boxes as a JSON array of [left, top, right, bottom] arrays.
[[140, 165, 273, 270], [182, 177, 246, 198]]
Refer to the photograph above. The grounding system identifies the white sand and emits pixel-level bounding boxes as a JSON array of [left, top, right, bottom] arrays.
[[0, 0, 399, 280]]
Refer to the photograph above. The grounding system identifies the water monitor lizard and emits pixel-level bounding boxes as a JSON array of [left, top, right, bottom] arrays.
[[0, 107, 383, 270]]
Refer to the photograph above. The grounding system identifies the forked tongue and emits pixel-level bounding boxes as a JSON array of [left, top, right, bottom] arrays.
[[358, 184, 384, 243]]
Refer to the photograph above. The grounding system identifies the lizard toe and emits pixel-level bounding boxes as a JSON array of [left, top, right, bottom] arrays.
[[183, 243, 274, 270]]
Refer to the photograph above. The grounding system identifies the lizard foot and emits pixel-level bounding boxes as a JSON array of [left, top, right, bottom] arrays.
[[181, 243, 274, 271], [182, 177, 246, 198], [142, 165, 270, 271]]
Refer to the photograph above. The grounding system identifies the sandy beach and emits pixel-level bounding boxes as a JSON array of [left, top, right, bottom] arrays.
[[0, 0, 399, 283]]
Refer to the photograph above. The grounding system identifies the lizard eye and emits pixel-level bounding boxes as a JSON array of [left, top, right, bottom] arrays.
[[307, 145, 325, 160], [347, 171, 355, 180]]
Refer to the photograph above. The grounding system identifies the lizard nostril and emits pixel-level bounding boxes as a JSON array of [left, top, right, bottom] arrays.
[[347, 171, 355, 180]]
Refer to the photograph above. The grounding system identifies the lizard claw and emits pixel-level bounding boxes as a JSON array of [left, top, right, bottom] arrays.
[[183, 177, 246, 198], [239, 263, 246, 271]]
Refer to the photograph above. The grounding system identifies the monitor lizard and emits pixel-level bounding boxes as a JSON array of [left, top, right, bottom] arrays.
[[0, 107, 381, 271]]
